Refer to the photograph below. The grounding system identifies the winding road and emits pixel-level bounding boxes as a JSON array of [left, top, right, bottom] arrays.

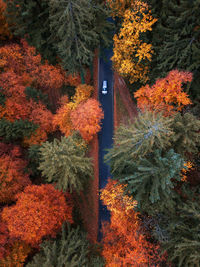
[[98, 47, 114, 241]]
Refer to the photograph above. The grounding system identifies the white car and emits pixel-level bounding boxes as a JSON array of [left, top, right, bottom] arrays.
[[102, 80, 108, 94]]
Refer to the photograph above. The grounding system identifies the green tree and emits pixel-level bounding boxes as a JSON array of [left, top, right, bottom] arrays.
[[48, 0, 113, 74], [4, 0, 56, 63], [148, 0, 200, 100], [171, 112, 200, 157], [27, 223, 105, 267], [0, 118, 38, 142], [38, 133, 93, 192], [104, 111, 173, 172], [162, 198, 200, 267], [107, 149, 185, 213]]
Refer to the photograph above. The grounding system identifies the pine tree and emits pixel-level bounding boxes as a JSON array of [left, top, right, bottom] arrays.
[[48, 0, 113, 73], [0, 118, 38, 142], [108, 149, 185, 213], [38, 133, 93, 192], [162, 198, 200, 267], [4, 0, 56, 63], [104, 111, 173, 171], [27, 223, 105, 267], [171, 112, 200, 156], [148, 0, 200, 99]]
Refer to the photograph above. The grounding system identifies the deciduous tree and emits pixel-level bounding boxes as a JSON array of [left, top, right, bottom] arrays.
[[0, 144, 31, 203], [100, 179, 165, 266], [1, 184, 73, 247], [111, 0, 157, 83], [71, 99, 104, 142], [134, 69, 193, 115]]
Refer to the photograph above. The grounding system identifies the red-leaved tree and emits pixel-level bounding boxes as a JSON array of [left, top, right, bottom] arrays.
[[0, 143, 31, 203], [1, 184, 73, 247]]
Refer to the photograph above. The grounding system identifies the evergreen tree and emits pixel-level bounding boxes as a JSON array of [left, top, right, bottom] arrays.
[[162, 198, 200, 266], [104, 111, 173, 172], [48, 0, 113, 74], [171, 112, 200, 156], [38, 133, 93, 192], [108, 149, 185, 213], [27, 223, 105, 267], [4, 0, 56, 63], [25, 87, 49, 106], [148, 0, 200, 99], [25, 144, 41, 178], [0, 118, 38, 142]]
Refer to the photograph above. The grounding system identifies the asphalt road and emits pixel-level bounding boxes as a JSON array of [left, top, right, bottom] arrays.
[[97, 47, 114, 241]]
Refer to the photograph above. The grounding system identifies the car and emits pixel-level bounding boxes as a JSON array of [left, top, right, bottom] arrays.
[[102, 80, 108, 94]]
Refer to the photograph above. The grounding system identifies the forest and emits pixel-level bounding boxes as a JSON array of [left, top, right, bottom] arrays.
[[0, 0, 200, 266]]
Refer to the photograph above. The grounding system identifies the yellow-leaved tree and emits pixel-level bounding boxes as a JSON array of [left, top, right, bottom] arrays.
[[111, 0, 157, 84]]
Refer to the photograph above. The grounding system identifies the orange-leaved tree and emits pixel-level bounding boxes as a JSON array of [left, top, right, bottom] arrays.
[[1, 184, 73, 247], [111, 0, 157, 84], [53, 84, 94, 138], [100, 179, 165, 266], [0, 143, 31, 203], [71, 98, 104, 143], [134, 69, 193, 115]]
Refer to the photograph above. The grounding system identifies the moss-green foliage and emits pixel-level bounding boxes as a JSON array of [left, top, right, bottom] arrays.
[[48, 0, 113, 73], [38, 134, 93, 192], [0, 118, 38, 142], [105, 111, 173, 172], [171, 112, 200, 156], [148, 0, 200, 100], [162, 198, 200, 267], [109, 149, 185, 212], [25, 87, 49, 106], [4, 0, 57, 63], [27, 223, 105, 267], [0, 87, 6, 106], [25, 145, 41, 178]]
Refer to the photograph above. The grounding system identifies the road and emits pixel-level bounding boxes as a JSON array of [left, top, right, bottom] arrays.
[[98, 47, 114, 241]]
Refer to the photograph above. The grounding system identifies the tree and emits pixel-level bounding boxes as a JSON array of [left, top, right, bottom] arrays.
[[104, 111, 173, 168], [0, 144, 31, 203], [170, 112, 200, 157], [0, 240, 31, 267], [53, 84, 94, 137], [4, 0, 56, 63], [0, 0, 12, 40], [111, 0, 157, 84], [48, 0, 113, 73], [107, 149, 186, 213], [1, 184, 73, 247], [162, 198, 200, 267], [71, 99, 104, 142], [134, 69, 193, 115], [100, 179, 165, 266], [0, 118, 38, 143], [27, 223, 105, 267], [148, 0, 200, 100], [38, 134, 93, 193]]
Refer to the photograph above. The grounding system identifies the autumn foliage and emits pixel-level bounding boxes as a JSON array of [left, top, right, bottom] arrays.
[[111, 0, 157, 83], [54, 84, 103, 142], [71, 99, 104, 142], [0, 143, 31, 203], [134, 69, 193, 115], [100, 179, 164, 266], [1, 184, 73, 247]]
